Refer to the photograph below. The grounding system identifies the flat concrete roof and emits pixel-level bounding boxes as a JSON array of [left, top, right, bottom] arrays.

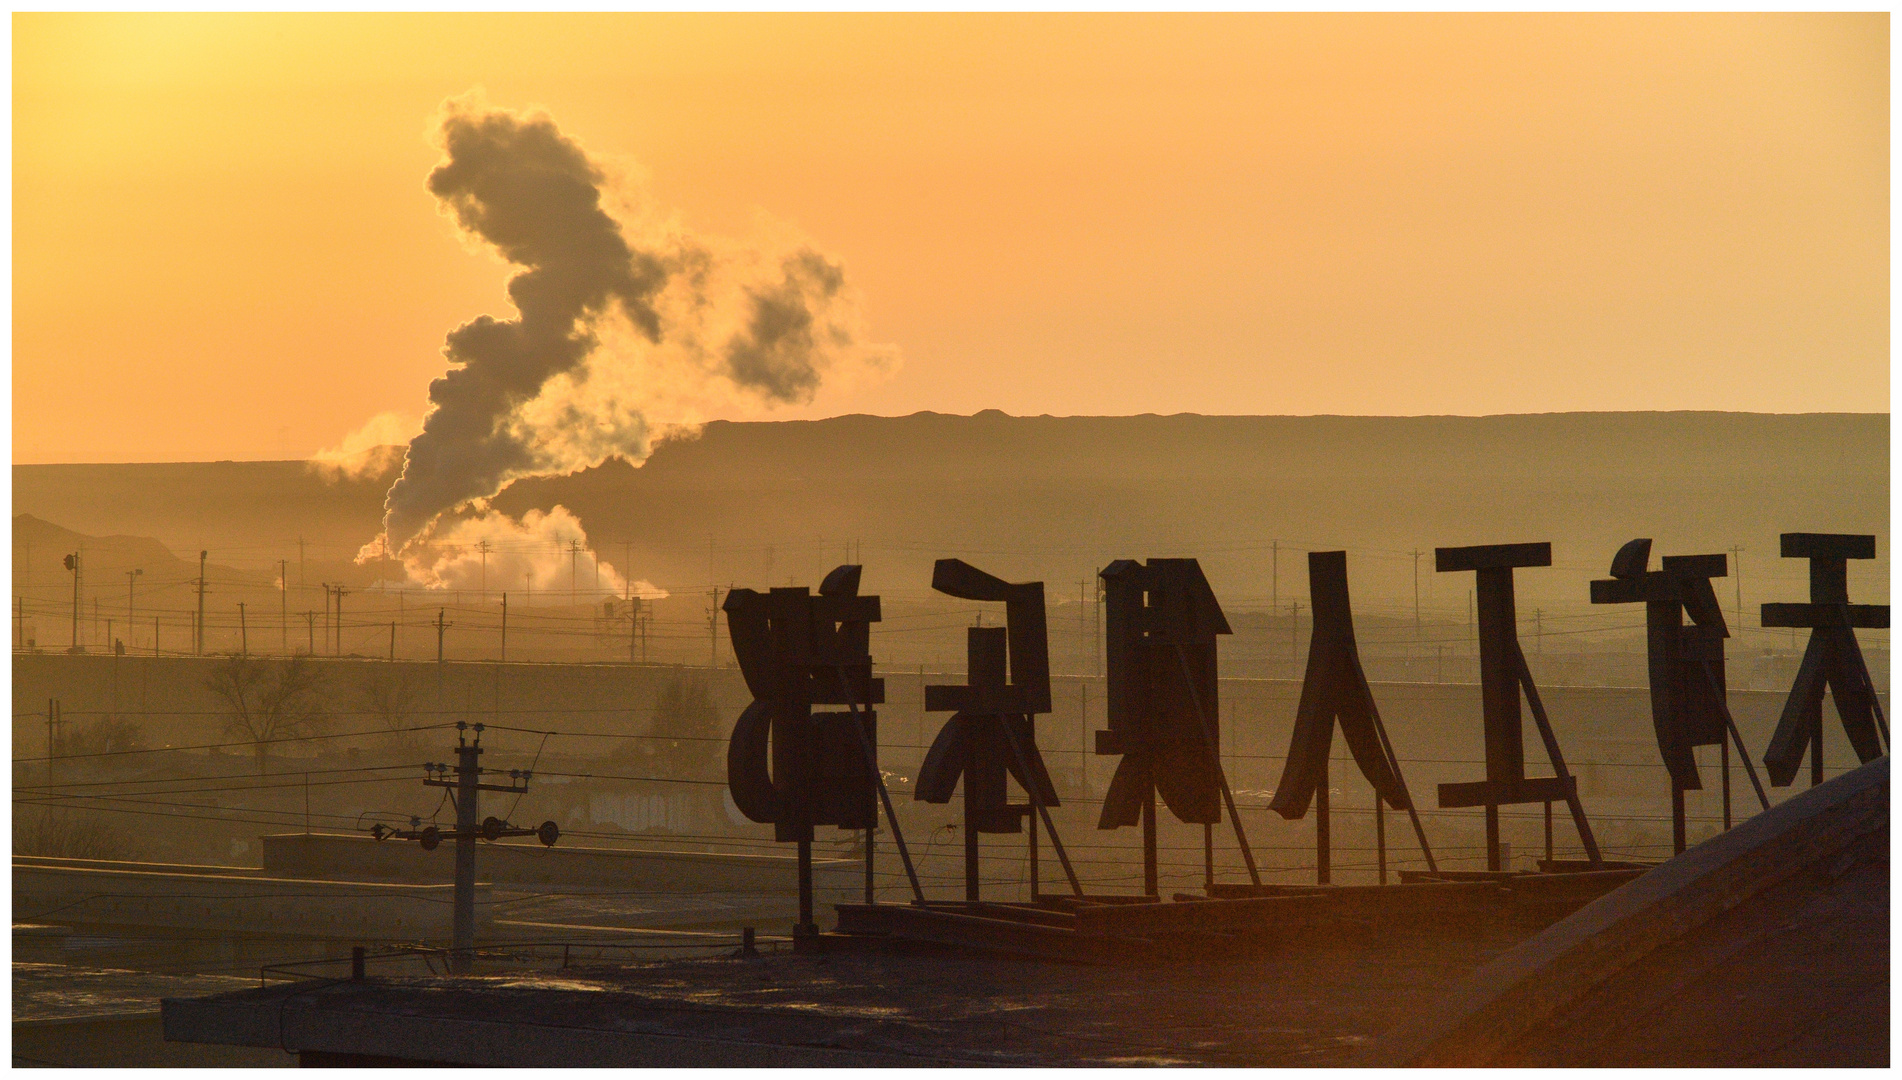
[[163, 921, 1529, 1067]]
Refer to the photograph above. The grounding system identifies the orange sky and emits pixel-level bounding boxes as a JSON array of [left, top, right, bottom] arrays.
[[12, 12, 1889, 464]]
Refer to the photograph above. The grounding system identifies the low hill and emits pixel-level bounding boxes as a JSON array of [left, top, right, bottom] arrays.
[[12, 411, 1888, 619]]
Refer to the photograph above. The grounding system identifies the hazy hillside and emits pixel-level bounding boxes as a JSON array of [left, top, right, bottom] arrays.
[[497, 411, 1890, 607], [14, 412, 1889, 640]]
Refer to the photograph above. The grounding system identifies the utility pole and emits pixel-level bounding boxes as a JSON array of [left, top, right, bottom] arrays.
[[196, 551, 208, 656], [125, 569, 142, 651], [196, 551, 210, 654], [1412, 549, 1423, 633], [371, 722, 556, 975], [707, 587, 721, 668], [1080, 580, 1089, 676], [279, 558, 289, 654], [628, 597, 639, 664], [333, 585, 349, 656], [569, 539, 581, 606], [500, 592, 508, 662], [63, 551, 81, 653], [435, 608, 451, 713], [306, 611, 316, 655], [1729, 546, 1744, 622], [46, 699, 61, 787], [1094, 571, 1103, 679], [18, 537, 30, 627], [238, 602, 248, 657], [1271, 540, 1279, 613], [477, 540, 490, 600]]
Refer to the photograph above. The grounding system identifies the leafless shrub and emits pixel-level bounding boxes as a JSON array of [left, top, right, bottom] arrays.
[[204, 653, 329, 773], [15, 809, 137, 861]]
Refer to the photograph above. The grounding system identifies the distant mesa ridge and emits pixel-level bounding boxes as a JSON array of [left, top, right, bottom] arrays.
[[12, 411, 1888, 601]]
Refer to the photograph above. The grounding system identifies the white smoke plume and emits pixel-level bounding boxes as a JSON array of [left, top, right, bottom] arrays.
[[362, 95, 897, 579], [309, 411, 422, 481], [404, 506, 667, 605]]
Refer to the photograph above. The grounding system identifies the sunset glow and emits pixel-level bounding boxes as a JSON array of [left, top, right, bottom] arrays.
[[13, 12, 1888, 463]]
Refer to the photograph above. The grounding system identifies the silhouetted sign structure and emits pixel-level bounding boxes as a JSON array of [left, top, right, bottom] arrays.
[[1270, 551, 1436, 883], [1095, 558, 1259, 895], [1590, 539, 1769, 853], [918, 559, 1083, 901], [1760, 533, 1890, 788], [724, 565, 922, 938], [1435, 543, 1602, 871]]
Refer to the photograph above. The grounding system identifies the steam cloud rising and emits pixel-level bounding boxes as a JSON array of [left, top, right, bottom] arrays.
[[366, 96, 896, 568], [404, 507, 667, 604]]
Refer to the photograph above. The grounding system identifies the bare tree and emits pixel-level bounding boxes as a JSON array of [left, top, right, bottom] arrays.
[[16, 810, 136, 860], [613, 669, 720, 779], [358, 670, 419, 730], [204, 653, 328, 773], [357, 669, 421, 756], [56, 716, 145, 757]]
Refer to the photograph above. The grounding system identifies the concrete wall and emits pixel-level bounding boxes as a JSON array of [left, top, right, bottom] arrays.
[[14, 1013, 296, 1068], [15, 653, 1884, 799], [13, 861, 480, 939], [10, 652, 745, 756], [259, 832, 857, 894]]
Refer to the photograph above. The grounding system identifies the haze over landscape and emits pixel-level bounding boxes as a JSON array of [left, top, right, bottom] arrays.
[[9, 13, 1889, 1068]]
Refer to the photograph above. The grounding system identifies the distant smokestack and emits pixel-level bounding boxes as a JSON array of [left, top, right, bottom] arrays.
[[372, 96, 896, 557]]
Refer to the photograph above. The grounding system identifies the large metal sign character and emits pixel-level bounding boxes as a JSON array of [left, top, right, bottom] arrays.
[[1589, 539, 1769, 852], [724, 565, 924, 943], [917, 559, 1084, 901], [1435, 543, 1601, 871], [1270, 551, 1436, 883], [1760, 533, 1889, 787], [1094, 558, 1260, 895]]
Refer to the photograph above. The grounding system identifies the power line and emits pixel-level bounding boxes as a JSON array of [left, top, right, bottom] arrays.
[[9, 723, 458, 764]]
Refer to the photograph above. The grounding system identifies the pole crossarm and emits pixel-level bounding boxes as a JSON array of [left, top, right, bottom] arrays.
[[360, 721, 558, 974]]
